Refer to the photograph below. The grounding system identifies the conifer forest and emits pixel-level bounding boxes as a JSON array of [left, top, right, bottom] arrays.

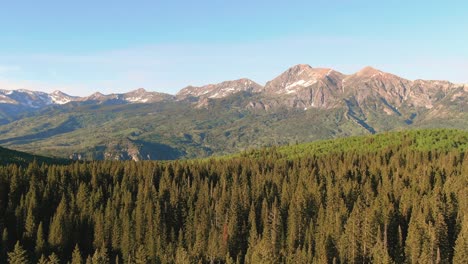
[[0, 129, 467, 263]]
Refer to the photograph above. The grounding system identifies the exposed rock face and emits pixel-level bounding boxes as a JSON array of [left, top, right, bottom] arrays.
[[123, 88, 174, 103], [0, 88, 174, 108], [0, 89, 73, 108], [176, 78, 263, 100], [0, 64, 465, 126], [260, 64, 346, 109], [84, 89, 174, 104], [0, 64, 463, 112], [407, 80, 456, 108], [342, 66, 412, 106], [243, 64, 463, 112]]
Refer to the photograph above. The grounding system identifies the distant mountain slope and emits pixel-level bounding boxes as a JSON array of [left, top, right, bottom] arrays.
[[0, 88, 174, 124], [177, 78, 262, 100], [0, 64, 466, 160]]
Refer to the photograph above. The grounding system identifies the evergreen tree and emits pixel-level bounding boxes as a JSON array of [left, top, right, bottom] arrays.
[[37, 255, 48, 264], [48, 196, 69, 250], [1, 228, 8, 256], [453, 218, 468, 264], [7, 241, 29, 264], [91, 245, 109, 264], [35, 222, 46, 255], [71, 244, 83, 264], [47, 252, 60, 264], [0, 130, 464, 263], [23, 205, 36, 240], [134, 245, 149, 264], [174, 247, 190, 264]]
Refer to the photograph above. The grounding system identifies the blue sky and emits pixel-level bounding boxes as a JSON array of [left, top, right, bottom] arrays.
[[0, 0, 467, 95]]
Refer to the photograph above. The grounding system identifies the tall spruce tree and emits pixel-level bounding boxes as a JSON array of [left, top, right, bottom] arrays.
[[71, 244, 83, 264], [7, 241, 29, 264]]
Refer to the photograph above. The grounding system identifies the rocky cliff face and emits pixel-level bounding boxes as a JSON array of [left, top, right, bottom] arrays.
[[260, 64, 346, 109], [242, 64, 464, 112]]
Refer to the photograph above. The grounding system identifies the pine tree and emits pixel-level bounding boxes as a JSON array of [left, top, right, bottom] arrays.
[[37, 254, 47, 264], [174, 247, 190, 264], [91, 245, 109, 264], [35, 222, 46, 255], [134, 245, 149, 264], [48, 196, 69, 250], [371, 227, 392, 264], [23, 205, 36, 239], [71, 244, 83, 264], [7, 241, 29, 264], [47, 252, 60, 264], [405, 212, 423, 264], [453, 218, 468, 264], [1, 228, 8, 255]]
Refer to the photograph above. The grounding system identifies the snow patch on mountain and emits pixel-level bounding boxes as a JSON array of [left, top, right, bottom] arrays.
[[282, 79, 317, 93], [126, 97, 149, 103], [176, 79, 263, 100]]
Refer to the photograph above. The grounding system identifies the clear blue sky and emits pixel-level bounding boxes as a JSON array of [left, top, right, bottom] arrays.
[[0, 0, 466, 95]]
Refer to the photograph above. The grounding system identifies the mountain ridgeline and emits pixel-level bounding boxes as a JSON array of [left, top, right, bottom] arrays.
[[0, 129, 467, 263], [0, 64, 466, 160]]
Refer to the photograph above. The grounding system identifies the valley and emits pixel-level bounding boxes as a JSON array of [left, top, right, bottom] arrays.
[[0, 64, 466, 160]]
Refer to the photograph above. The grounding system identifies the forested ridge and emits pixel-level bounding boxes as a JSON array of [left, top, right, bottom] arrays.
[[0, 129, 467, 263]]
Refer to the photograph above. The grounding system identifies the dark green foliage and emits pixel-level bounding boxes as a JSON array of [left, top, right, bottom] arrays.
[[0, 129, 466, 263], [0, 147, 68, 166]]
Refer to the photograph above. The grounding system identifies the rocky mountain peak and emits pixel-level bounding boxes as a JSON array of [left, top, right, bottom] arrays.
[[176, 78, 262, 100], [0, 64, 465, 117], [123, 88, 174, 103], [51, 90, 65, 95], [91, 91, 104, 97], [351, 66, 405, 83], [87, 92, 106, 100], [263, 64, 344, 96], [356, 66, 383, 77], [49, 90, 75, 105], [128, 88, 147, 94], [288, 64, 313, 73]]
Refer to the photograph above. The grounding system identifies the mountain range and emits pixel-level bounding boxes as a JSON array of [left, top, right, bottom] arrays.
[[0, 64, 466, 160]]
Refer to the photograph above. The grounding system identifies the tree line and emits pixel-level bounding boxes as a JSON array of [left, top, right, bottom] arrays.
[[0, 130, 467, 263]]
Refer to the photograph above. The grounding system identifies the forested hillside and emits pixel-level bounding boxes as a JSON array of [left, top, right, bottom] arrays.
[[0, 146, 68, 167], [0, 129, 467, 263]]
